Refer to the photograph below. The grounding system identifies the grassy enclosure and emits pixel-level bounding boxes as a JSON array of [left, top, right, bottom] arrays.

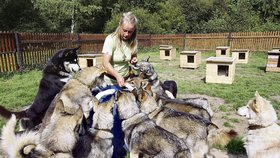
[[137, 50, 280, 109], [0, 50, 280, 136]]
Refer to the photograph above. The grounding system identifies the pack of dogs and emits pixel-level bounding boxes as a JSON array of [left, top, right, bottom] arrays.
[[0, 49, 278, 158]]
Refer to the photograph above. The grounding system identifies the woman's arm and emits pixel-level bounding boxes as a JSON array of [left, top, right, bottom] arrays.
[[103, 54, 125, 86]]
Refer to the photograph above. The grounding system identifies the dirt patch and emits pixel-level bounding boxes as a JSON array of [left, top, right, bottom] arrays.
[[178, 93, 248, 158]]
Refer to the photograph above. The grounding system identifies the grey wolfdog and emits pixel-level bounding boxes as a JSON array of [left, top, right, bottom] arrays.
[[134, 57, 214, 117], [135, 57, 176, 99], [136, 82, 218, 158], [116, 91, 191, 158], [130, 77, 213, 120]]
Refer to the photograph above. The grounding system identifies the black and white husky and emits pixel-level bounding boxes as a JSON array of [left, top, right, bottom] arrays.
[[0, 47, 81, 129]]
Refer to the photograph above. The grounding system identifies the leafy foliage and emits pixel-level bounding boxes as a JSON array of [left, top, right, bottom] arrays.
[[31, 0, 101, 33], [0, 0, 279, 33]]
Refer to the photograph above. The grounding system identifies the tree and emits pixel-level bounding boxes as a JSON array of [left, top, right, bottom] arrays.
[[31, 0, 101, 33], [104, 0, 187, 34], [104, 8, 163, 34], [157, 0, 188, 33], [178, 0, 216, 33], [0, 0, 47, 32]]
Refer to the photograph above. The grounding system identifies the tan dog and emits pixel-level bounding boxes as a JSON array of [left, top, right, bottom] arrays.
[[28, 66, 107, 157], [237, 91, 280, 158], [137, 83, 218, 158], [116, 91, 191, 158]]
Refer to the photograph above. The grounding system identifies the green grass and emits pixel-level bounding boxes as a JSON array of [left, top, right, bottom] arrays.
[[0, 69, 42, 128]]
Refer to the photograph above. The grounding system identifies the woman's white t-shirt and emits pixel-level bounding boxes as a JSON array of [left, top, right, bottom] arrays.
[[102, 34, 136, 78]]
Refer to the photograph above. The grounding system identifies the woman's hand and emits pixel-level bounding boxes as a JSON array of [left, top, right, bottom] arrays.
[[116, 74, 125, 87]]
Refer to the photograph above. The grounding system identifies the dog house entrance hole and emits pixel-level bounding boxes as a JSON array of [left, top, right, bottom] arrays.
[[221, 50, 226, 55], [238, 53, 245, 59], [187, 56, 194, 63], [278, 56, 280, 67], [218, 65, 229, 76], [87, 59, 93, 67], [165, 50, 170, 56]]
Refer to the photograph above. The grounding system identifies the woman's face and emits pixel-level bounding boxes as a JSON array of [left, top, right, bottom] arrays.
[[120, 22, 135, 41]]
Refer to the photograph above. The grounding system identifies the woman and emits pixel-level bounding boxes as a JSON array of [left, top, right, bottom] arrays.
[[101, 12, 138, 158], [102, 11, 138, 87]]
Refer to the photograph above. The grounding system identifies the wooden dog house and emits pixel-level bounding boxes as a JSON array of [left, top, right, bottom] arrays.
[[272, 47, 280, 51], [206, 57, 236, 84], [231, 49, 250, 64], [216, 46, 230, 57], [180, 50, 201, 68], [78, 54, 103, 68], [159, 45, 176, 60], [266, 50, 280, 72]]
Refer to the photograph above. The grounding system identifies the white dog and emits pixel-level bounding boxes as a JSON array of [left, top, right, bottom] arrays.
[[237, 91, 280, 158]]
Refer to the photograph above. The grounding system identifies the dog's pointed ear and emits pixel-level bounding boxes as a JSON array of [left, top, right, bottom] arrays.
[[139, 73, 145, 79], [146, 56, 150, 62], [251, 91, 261, 113], [142, 56, 150, 62], [73, 46, 81, 51], [71, 46, 80, 55], [141, 80, 149, 89], [108, 96, 115, 108], [146, 83, 152, 93], [140, 88, 147, 101], [254, 91, 263, 112], [254, 91, 259, 97], [92, 97, 99, 112], [116, 91, 122, 101], [58, 49, 67, 58]]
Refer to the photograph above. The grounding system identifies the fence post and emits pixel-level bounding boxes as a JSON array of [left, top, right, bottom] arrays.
[[149, 34, 152, 47], [183, 34, 187, 50], [14, 32, 23, 71], [227, 32, 231, 47], [76, 33, 80, 47]]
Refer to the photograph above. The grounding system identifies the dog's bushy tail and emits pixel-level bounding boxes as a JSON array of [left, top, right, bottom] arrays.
[[0, 105, 26, 119], [0, 114, 39, 157], [1, 114, 17, 152], [208, 129, 238, 148]]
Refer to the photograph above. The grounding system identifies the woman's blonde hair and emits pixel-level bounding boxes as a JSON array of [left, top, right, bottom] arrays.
[[113, 11, 138, 53]]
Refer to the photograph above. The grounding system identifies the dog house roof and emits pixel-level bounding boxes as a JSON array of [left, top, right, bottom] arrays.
[[206, 57, 236, 63], [216, 46, 230, 50], [159, 45, 173, 50], [78, 54, 103, 58], [231, 49, 249, 52], [268, 50, 280, 54], [180, 50, 200, 54]]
